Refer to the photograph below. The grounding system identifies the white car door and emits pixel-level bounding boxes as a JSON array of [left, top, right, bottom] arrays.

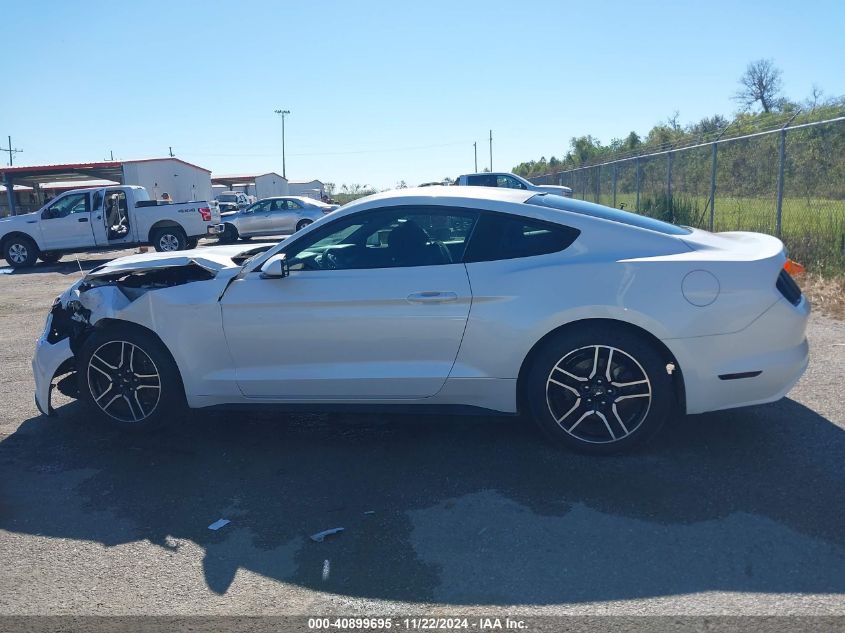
[[38, 191, 96, 249], [220, 206, 479, 399]]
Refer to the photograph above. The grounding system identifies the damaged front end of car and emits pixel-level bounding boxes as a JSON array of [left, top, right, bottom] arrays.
[[33, 244, 273, 416]]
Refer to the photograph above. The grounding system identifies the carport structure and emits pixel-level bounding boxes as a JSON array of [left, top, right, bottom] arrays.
[[1, 161, 123, 215], [0, 157, 213, 216]]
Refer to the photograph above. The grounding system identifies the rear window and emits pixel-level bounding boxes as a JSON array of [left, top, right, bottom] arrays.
[[526, 193, 692, 235], [464, 213, 580, 263]]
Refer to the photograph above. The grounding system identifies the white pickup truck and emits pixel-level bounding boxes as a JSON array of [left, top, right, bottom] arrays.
[[0, 185, 223, 268], [454, 172, 572, 197]]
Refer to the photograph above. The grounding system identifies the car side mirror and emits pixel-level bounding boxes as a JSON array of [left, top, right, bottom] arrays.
[[259, 254, 289, 279]]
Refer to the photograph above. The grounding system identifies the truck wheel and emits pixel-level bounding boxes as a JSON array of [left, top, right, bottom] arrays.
[[152, 227, 187, 252], [77, 323, 185, 432], [3, 235, 39, 268], [39, 251, 63, 264], [185, 238, 199, 249]]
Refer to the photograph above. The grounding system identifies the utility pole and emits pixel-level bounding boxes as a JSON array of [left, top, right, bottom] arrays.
[[473, 142, 477, 172], [489, 130, 493, 171], [110, 150, 114, 160], [168, 146, 174, 157], [274, 109, 291, 178], [2, 136, 23, 166]]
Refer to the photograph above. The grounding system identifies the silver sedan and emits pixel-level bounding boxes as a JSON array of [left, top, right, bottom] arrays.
[[219, 196, 338, 242]]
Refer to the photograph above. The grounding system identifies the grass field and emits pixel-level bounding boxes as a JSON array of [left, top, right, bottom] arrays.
[[576, 191, 845, 274]]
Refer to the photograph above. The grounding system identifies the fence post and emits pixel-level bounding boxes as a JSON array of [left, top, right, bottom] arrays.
[[595, 165, 601, 203], [635, 158, 640, 212], [709, 142, 717, 231], [612, 164, 617, 208], [776, 128, 786, 237]]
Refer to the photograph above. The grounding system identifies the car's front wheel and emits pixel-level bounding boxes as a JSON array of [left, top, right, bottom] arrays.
[[219, 223, 239, 244], [525, 326, 673, 454], [77, 324, 184, 432], [295, 219, 313, 231]]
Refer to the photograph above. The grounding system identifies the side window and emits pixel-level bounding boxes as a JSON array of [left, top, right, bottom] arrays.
[[250, 201, 271, 213], [92, 191, 104, 212], [463, 213, 580, 263], [46, 193, 90, 218], [283, 207, 478, 271], [467, 174, 497, 187], [497, 175, 526, 190], [288, 200, 303, 209]]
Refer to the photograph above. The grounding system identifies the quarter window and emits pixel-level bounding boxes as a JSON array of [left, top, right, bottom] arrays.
[[463, 213, 580, 263]]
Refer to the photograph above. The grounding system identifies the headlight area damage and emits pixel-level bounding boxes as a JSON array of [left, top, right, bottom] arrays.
[[35, 244, 273, 415]]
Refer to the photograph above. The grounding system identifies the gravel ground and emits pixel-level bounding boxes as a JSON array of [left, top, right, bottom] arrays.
[[0, 246, 843, 620]]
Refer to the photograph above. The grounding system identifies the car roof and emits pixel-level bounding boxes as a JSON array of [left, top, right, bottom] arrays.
[[351, 186, 533, 206]]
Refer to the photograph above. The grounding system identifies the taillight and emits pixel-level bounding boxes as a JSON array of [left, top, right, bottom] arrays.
[[198, 207, 212, 221], [784, 258, 805, 276]]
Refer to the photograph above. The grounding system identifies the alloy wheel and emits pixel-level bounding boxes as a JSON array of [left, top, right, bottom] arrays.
[[159, 234, 180, 251], [87, 340, 162, 423], [545, 345, 652, 444], [8, 243, 27, 264]]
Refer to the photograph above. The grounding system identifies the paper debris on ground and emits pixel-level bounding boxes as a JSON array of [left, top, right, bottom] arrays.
[[310, 527, 344, 542]]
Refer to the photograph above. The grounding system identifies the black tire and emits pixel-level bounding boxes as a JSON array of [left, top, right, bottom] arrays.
[[151, 226, 188, 252], [77, 323, 185, 432], [295, 219, 313, 232], [525, 325, 673, 455], [218, 223, 239, 244], [3, 235, 39, 268], [39, 251, 63, 264], [185, 238, 199, 249]]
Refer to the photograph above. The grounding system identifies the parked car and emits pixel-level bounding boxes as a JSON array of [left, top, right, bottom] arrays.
[[1, 185, 223, 268], [455, 172, 572, 197], [219, 196, 339, 243], [33, 187, 809, 454], [215, 191, 251, 213]]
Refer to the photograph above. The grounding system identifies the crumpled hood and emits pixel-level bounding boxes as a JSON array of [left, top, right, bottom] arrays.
[[85, 243, 276, 279]]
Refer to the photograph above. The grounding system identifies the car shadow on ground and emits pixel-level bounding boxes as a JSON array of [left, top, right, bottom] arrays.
[[1, 399, 844, 604]]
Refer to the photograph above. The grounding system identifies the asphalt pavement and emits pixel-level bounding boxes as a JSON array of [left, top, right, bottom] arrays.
[[0, 249, 843, 622]]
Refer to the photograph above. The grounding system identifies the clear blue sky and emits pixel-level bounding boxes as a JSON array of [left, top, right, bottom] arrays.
[[2, 0, 843, 189]]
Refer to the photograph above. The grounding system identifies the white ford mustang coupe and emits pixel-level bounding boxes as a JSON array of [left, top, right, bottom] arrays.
[[33, 187, 810, 453]]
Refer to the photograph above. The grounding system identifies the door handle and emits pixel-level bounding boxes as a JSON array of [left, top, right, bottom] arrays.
[[406, 291, 458, 304], [77, 217, 89, 222]]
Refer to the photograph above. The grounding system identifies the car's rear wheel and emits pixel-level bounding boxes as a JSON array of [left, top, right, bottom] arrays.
[[3, 235, 39, 268], [39, 251, 63, 264], [152, 227, 187, 252], [77, 324, 185, 432], [525, 326, 673, 454], [295, 219, 313, 231]]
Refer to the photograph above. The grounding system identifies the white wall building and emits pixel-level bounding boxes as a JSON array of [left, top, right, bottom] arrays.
[[288, 179, 325, 199], [122, 158, 213, 202], [254, 173, 288, 198]]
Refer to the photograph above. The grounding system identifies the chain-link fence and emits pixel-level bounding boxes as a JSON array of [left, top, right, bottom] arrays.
[[532, 117, 845, 273]]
